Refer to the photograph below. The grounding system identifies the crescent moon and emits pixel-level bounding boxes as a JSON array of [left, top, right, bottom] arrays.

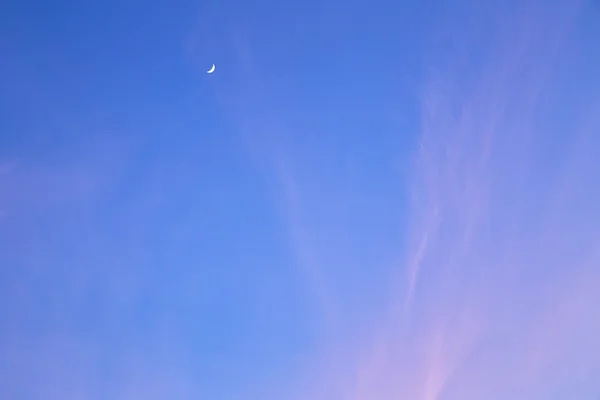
[[207, 64, 215, 74]]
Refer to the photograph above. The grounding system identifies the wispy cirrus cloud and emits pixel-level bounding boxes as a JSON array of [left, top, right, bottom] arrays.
[[340, 2, 600, 399]]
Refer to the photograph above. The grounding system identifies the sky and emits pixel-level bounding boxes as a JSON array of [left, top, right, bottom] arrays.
[[1, 0, 599, 399]]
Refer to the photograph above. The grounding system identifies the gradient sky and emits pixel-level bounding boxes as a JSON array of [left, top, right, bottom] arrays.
[[1, 0, 600, 399]]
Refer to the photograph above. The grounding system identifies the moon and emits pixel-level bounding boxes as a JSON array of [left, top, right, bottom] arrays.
[[207, 64, 215, 74]]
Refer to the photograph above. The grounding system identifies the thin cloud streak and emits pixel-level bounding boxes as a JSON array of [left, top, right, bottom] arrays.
[[200, 21, 344, 333]]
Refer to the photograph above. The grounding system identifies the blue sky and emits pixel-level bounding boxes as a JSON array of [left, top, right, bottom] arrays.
[[1, 0, 600, 399]]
